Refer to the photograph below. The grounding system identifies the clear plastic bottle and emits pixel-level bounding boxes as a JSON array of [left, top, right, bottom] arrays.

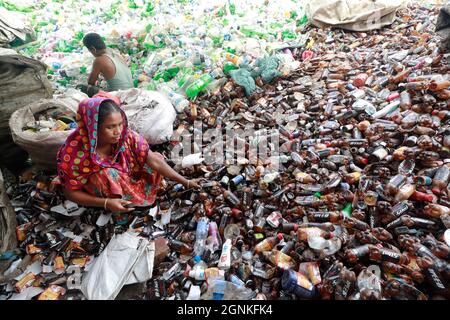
[[218, 239, 232, 270], [308, 236, 342, 256], [207, 221, 221, 253], [201, 279, 254, 300], [158, 84, 190, 113], [193, 218, 209, 261], [357, 266, 382, 300]]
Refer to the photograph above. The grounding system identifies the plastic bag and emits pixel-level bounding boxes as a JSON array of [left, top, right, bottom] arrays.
[[80, 231, 155, 300], [229, 68, 256, 96], [112, 88, 176, 145]]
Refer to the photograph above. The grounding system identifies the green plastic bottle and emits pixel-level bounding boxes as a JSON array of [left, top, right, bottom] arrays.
[[341, 203, 353, 218], [164, 66, 180, 81], [281, 30, 296, 40], [229, 3, 236, 15], [145, 1, 154, 14], [297, 14, 308, 26], [223, 62, 238, 74], [75, 31, 84, 41], [128, 0, 138, 9], [185, 73, 213, 99], [177, 67, 194, 88]]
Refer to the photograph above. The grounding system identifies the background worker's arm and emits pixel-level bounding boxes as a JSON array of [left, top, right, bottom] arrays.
[[87, 58, 103, 86]]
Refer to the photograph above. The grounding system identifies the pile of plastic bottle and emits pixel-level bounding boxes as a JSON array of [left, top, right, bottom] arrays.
[[4, 0, 309, 101]]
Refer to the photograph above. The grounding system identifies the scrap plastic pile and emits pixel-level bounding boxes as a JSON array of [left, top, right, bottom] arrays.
[[0, 1, 450, 300], [5, 0, 308, 102]]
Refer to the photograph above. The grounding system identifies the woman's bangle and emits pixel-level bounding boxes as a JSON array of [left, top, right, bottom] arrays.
[[104, 198, 109, 211], [187, 180, 190, 189]]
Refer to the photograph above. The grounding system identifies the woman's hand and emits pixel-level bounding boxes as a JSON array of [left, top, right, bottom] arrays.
[[147, 151, 206, 190], [106, 198, 135, 213], [184, 178, 206, 190]]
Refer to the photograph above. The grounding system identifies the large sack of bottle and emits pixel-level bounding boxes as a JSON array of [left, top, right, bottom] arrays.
[[436, 4, 450, 53], [305, 0, 405, 32], [9, 97, 80, 171]]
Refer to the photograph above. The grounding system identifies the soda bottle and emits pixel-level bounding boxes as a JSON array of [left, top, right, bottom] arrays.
[[297, 227, 333, 242], [432, 165, 450, 192], [218, 239, 232, 270], [262, 250, 297, 270], [254, 234, 283, 254], [186, 69, 221, 99], [281, 269, 316, 299]]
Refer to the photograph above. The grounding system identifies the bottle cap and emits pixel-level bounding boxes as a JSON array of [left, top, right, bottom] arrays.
[[276, 233, 284, 241], [193, 255, 201, 264]]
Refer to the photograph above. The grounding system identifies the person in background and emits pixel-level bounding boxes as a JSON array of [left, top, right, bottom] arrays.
[[78, 33, 134, 97]]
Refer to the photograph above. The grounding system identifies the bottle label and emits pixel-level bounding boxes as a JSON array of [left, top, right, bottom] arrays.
[[391, 202, 410, 217], [350, 245, 369, 257], [386, 218, 401, 230], [380, 249, 401, 263], [425, 268, 446, 290], [340, 280, 352, 298], [295, 196, 315, 205], [310, 212, 330, 222], [295, 272, 314, 290]]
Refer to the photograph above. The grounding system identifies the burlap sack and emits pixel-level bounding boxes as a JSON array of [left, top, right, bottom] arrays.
[[0, 168, 16, 255], [9, 98, 78, 170], [436, 5, 450, 53], [305, 0, 405, 32], [0, 49, 52, 141]]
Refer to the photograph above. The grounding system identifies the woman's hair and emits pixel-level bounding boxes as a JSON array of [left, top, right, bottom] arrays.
[[98, 100, 122, 126]]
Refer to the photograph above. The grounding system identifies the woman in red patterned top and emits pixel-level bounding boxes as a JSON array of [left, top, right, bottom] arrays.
[[56, 96, 201, 213]]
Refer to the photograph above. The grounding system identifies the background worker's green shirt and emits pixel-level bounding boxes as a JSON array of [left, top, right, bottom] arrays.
[[104, 52, 133, 91]]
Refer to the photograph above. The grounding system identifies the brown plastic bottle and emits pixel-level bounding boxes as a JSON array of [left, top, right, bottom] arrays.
[[254, 233, 283, 254], [297, 227, 333, 242], [169, 239, 193, 255], [307, 211, 344, 223]]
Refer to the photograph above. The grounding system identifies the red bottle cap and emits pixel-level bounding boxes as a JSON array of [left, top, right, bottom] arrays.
[[231, 208, 242, 218], [431, 188, 441, 195], [277, 233, 284, 241], [359, 157, 369, 165]]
